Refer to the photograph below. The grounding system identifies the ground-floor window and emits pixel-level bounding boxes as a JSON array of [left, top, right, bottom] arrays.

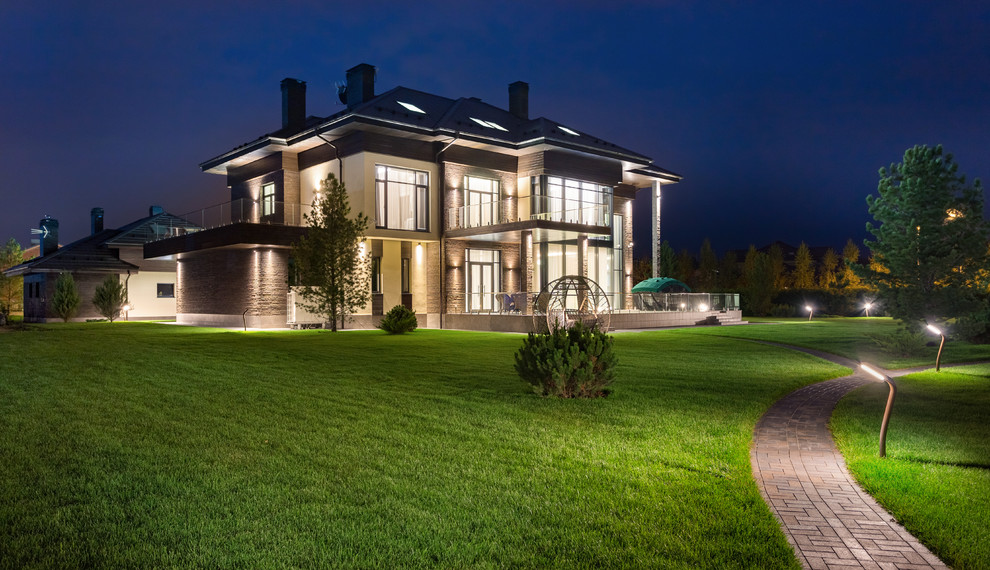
[[466, 248, 500, 312], [157, 283, 175, 298]]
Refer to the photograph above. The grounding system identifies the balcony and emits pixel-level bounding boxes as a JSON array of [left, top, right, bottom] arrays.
[[446, 196, 611, 232], [154, 198, 313, 239]]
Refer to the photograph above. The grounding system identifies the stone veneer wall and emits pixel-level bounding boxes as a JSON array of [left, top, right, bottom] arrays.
[[443, 239, 520, 314], [177, 247, 290, 327]]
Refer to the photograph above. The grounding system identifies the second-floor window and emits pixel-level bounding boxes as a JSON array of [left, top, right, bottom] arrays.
[[464, 176, 499, 227], [376, 165, 429, 231], [261, 182, 276, 217], [537, 176, 611, 226]]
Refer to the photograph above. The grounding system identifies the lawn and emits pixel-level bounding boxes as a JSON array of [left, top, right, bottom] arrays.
[[683, 316, 990, 369], [830, 365, 990, 570], [0, 322, 849, 568]]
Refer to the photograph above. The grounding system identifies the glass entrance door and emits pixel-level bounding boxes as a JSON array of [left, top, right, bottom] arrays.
[[466, 248, 500, 312]]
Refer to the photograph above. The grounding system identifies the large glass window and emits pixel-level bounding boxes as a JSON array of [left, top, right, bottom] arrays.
[[376, 165, 429, 231], [261, 183, 275, 217], [466, 248, 500, 312], [541, 177, 611, 225], [464, 176, 499, 227]]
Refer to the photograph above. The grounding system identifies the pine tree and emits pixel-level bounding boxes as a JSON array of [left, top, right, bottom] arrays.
[[792, 242, 815, 289], [93, 275, 127, 322], [51, 272, 80, 322], [0, 238, 24, 317], [862, 144, 989, 325], [697, 239, 718, 290], [292, 173, 370, 331], [841, 239, 863, 289], [818, 248, 839, 289]]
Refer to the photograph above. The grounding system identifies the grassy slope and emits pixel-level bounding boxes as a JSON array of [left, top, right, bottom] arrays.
[[830, 366, 990, 570], [0, 323, 848, 569], [684, 317, 990, 369]]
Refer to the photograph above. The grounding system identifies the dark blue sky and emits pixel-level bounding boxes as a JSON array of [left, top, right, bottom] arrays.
[[2, 1, 988, 259]]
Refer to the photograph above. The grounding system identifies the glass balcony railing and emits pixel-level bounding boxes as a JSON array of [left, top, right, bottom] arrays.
[[446, 196, 611, 231], [154, 199, 313, 239]]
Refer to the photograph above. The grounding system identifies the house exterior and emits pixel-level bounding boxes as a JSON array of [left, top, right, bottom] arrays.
[[4, 207, 199, 322], [147, 64, 681, 330]]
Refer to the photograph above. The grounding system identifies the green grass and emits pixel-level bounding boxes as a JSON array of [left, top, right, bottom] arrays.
[[830, 366, 990, 569], [683, 317, 990, 369], [0, 322, 849, 568]]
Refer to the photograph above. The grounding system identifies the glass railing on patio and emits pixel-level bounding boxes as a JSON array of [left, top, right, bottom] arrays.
[[446, 196, 610, 230], [155, 199, 313, 239], [631, 292, 739, 312]]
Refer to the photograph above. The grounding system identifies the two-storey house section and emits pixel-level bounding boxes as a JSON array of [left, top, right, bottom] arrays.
[[147, 63, 680, 330]]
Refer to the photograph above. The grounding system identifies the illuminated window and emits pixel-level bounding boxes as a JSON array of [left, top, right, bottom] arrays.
[[261, 183, 275, 217], [397, 101, 425, 114], [466, 248, 500, 312], [157, 283, 175, 298], [464, 175, 500, 227], [558, 125, 580, 136], [375, 166, 429, 231]]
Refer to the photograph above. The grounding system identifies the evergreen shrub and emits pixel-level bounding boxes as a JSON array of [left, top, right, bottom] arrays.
[[513, 321, 616, 398], [377, 304, 418, 334]]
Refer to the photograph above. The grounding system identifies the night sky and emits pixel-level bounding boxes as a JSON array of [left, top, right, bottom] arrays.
[[2, 1, 988, 260]]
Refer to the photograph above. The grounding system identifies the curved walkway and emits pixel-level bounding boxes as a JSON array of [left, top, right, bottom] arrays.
[[751, 347, 948, 569]]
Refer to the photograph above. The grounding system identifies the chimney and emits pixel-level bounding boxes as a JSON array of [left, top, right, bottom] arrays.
[[281, 78, 307, 130], [40, 216, 58, 256], [345, 63, 376, 109], [90, 207, 104, 235], [149, 205, 165, 216], [509, 81, 529, 120]]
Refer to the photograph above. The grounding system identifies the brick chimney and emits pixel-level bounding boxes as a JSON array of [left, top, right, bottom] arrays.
[[345, 64, 376, 109], [40, 216, 58, 256], [281, 78, 307, 130], [91, 207, 104, 235], [509, 81, 529, 120]]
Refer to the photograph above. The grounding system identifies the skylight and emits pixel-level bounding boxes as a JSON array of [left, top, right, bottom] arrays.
[[470, 117, 508, 132], [397, 101, 425, 114], [558, 126, 580, 136]]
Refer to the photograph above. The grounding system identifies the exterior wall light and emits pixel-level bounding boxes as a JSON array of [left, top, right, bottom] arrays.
[[805, 305, 813, 321], [925, 324, 946, 372], [860, 363, 897, 458]]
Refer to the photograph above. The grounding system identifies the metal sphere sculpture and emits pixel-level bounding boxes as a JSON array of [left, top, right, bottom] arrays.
[[533, 275, 611, 333]]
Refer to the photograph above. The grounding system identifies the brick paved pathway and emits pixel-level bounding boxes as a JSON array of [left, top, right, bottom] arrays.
[[751, 348, 947, 569]]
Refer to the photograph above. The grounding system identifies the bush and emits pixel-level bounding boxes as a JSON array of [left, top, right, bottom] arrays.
[[51, 272, 80, 322], [377, 304, 418, 334], [513, 321, 616, 398], [93, 275, 126, 322], [868, 328, 928, 356]]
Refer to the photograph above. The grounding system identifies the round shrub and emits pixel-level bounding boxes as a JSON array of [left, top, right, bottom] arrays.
[[513, 321, 616, 398], [377, 304, 418, 334]]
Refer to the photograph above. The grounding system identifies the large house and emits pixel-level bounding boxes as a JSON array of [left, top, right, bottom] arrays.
[[147, 64, 682, 330], [5, 207, 199, 322]]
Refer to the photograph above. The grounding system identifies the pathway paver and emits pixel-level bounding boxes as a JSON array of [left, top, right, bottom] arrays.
[[751, 359, 948, 570]]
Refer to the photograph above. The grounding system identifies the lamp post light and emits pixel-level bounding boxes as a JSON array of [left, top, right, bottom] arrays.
[[864, 302, 872, 317], [122, 304, 131, 321], [926, 324, 946, 372], [861, 363, 897, 458], [805, 305, 813, 321]]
